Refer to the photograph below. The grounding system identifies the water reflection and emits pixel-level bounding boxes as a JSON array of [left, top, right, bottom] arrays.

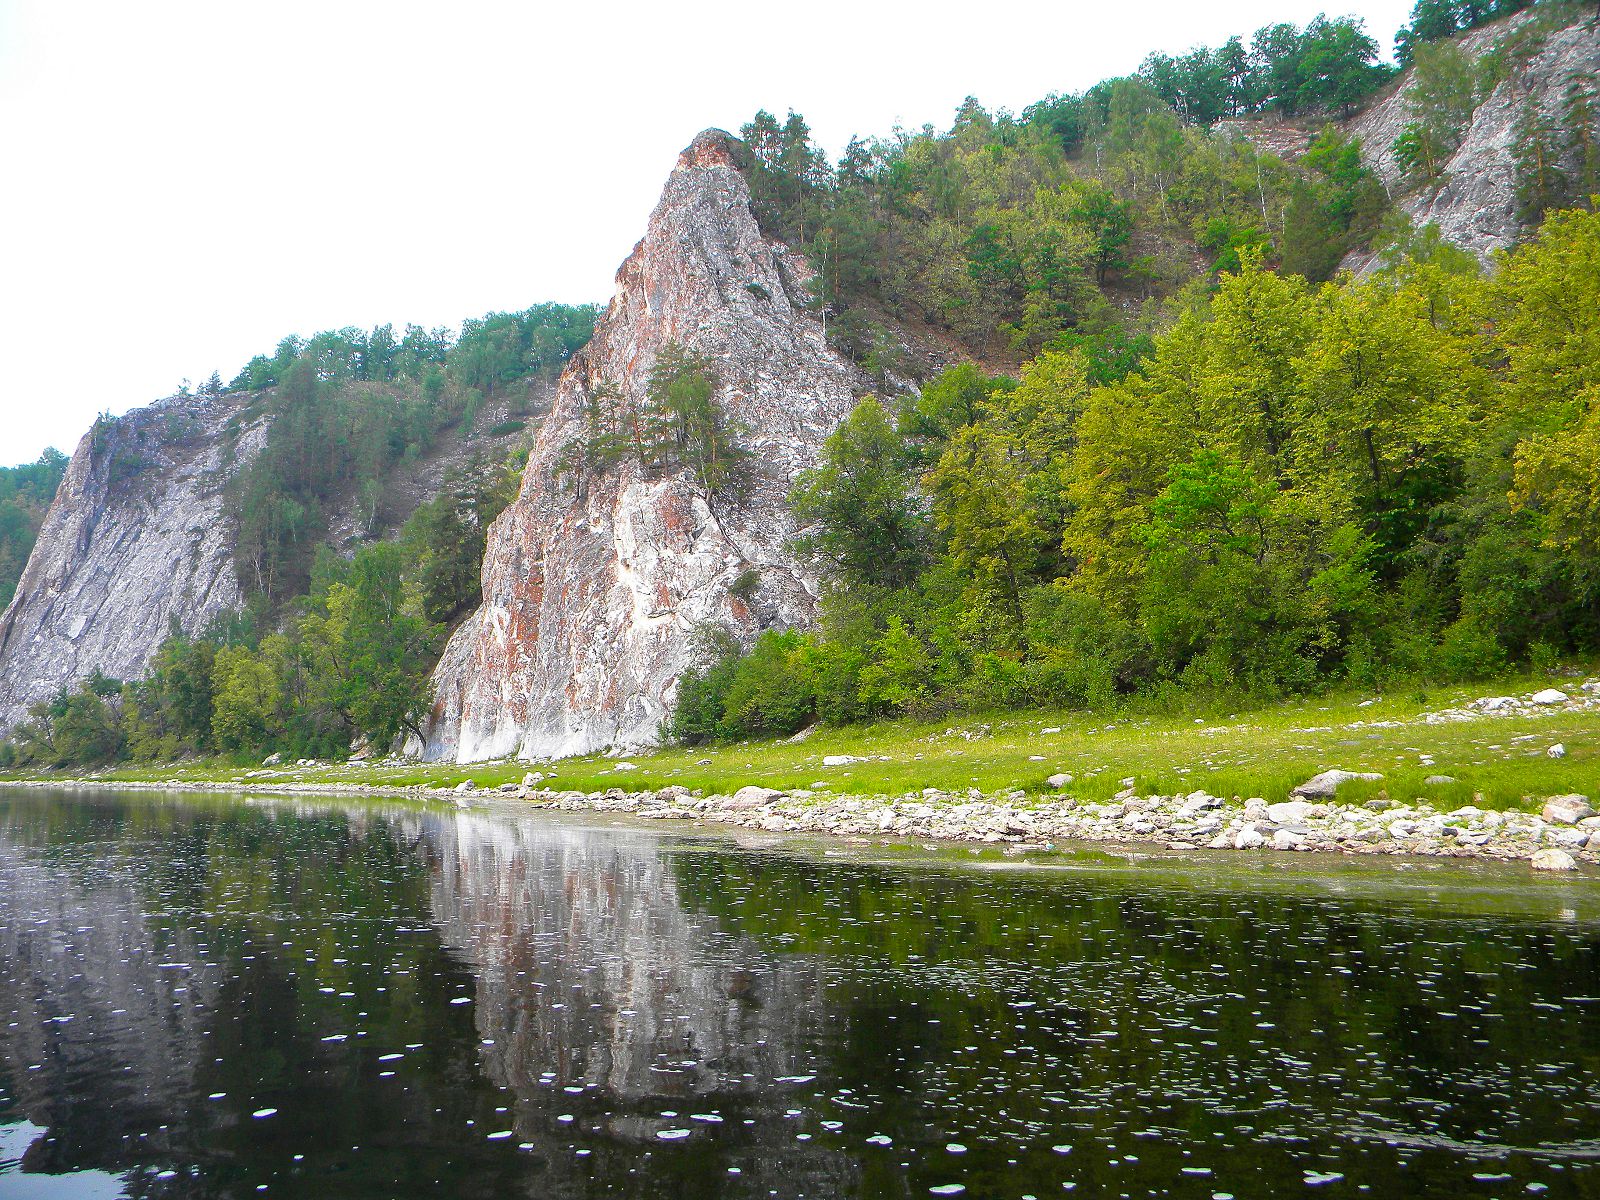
[[0, 789, 1597, 1199]]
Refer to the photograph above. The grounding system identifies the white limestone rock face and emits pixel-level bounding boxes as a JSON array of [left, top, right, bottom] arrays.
[[0, 393, 268, 731], [421, 130, 870, 762], [1346, 14, 1600, 266]]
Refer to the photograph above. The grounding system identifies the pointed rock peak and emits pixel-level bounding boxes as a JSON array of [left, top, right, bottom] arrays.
[[676, 128, 744, 173]]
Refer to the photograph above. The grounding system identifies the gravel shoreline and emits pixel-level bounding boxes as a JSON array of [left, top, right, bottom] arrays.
[[9, 774, 1597, 872]]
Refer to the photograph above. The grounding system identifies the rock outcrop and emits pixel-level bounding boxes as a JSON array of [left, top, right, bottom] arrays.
[[421, 130, 870, 762], [0, 375, 553, 735], [1346, 12, 1600, 264], [0, 393, 269, 731]]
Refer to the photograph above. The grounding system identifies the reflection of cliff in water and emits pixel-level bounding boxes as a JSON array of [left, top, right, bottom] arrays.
[[0, 823, 219, 1175], [0, 797, 860, 1196], [414, 812, 825, 1099], [405, 811, 849, 1137]]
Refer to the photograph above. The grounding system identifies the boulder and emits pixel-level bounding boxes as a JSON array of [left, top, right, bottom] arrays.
[[1046, 773, 1073, 789], [262, 752, 282, 766], [1531, 848, 1578, 872], [1177, 793, 1222, 819], [1530, 689, 1570, 706], [1272, 829, 1306, 851], [1476, 696, 1519, 712], [1266, 799, 1315, 824], [655, 785, 692, 803], [453, 780, 475, 794], [1423, 775, 1457, 786], [1233, 826, 1265, 850], [1548, 744, 1567, 759], [1541, 795, 1595, 825], [822, 754, 865, 767], [1292, 770, 1384, 799], [728, 785, 783, 810]]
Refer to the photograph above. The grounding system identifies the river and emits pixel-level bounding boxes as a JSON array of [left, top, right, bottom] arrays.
[[1, 788, 1598, 1198]]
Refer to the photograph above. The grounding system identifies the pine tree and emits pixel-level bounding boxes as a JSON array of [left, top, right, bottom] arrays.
[[1513, 99, 1568, 224]]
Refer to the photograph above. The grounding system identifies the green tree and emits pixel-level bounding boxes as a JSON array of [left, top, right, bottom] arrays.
[[211, 645, 282, 754], [926, 422, 1044, 639], [643, 343, 746, 493], [789, 397, 929, 592]]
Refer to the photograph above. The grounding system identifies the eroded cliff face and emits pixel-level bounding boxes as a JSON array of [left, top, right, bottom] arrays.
[[422, 131, 868, 762], [0, 393, 268, 731], [1347, 12, 1600, 264], [0, 376, 551, 734]]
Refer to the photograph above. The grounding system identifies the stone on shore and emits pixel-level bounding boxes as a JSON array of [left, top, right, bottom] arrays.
[[729, 785, 784, 810], [1266, 799, 1315, 824], [1233, 826, 1265, 850], [1541, 795, 1595, 825], [1292, 770, 1384, 798], [1531, 848, 1578, 871], [1530, 689, 1570, 706]]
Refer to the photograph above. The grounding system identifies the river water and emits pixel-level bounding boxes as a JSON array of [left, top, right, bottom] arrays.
[[1, 789, 1599, 1199]]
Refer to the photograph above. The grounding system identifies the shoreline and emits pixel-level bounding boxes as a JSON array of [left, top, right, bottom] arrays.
[[6, 773, 1596, 873]]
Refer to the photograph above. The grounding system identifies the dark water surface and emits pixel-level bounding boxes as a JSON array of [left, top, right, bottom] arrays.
[[2, 790, 1599, 1199]]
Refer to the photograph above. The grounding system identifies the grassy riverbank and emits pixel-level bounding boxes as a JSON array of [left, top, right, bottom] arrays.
[[6, 672, 1598, 814]]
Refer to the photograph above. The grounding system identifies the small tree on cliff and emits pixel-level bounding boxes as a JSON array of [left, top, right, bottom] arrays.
[[644, 343, 748, 494]]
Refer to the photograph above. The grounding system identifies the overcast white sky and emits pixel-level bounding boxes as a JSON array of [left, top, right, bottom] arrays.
[[0, 0, 1414, 467]]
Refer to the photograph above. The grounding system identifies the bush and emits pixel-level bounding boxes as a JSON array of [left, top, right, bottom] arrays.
[[669, 627, 742, 745], [1436, 617, 1507, 681], [718, 630, 817, 738]]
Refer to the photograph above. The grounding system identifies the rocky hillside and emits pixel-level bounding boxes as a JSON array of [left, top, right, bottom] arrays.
[[1347, 8, 1600, 262], [0, 381, 549, 735], [419, 131, 880, 762], [0, 393, 269, 731]]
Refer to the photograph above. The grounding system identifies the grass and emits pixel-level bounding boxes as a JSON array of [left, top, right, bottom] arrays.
[[6, 670, 1599, 814]]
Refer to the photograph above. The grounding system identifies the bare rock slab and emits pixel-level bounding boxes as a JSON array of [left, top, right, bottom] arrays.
[[1542, 795, 1595, 825]]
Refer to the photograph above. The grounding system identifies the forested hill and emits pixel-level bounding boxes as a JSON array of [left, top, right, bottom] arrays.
[[0, 451, 68, 610], [732, 0, 1596, 373]]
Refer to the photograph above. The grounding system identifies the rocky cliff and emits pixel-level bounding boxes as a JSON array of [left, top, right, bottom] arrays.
[[420, 131, 870, 762], [0, 393, 269, 731], [0, 379, 551, 735], [1347, 11, 1600, 263]]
